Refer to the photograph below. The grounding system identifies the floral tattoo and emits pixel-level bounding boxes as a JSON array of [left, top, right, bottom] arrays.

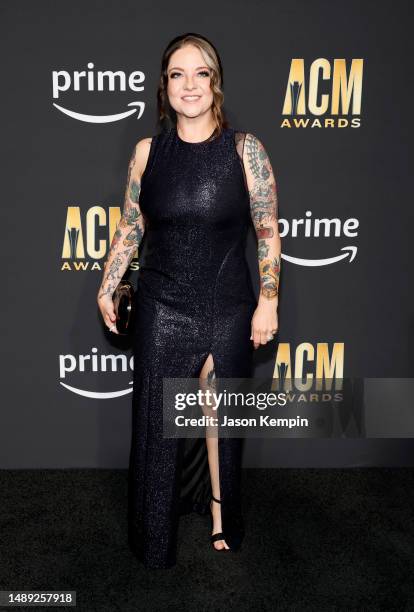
[[245, 134, 280, 299], [98, 143, 146, 299]]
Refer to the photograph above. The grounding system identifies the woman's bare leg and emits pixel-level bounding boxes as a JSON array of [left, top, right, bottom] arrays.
[[199, 353, 229, 550]]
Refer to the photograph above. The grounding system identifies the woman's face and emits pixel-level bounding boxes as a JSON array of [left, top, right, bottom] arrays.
[[166, 44, 214, 119]]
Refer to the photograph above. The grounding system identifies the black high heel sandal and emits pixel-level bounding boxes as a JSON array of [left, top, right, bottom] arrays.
[[210, 494, 230, 551]]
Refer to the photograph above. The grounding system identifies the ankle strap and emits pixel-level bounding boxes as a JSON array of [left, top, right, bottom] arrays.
[[211, 494, 222, 504]]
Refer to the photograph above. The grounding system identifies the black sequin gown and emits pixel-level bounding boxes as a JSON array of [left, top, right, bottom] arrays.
[[128, 125, 257, 569]]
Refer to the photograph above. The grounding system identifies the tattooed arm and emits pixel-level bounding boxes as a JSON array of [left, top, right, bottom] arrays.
[[97, 138, 151, 332], [243, 133, 281, 348]]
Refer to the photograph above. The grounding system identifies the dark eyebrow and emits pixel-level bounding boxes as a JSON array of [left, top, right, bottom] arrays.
[[168, 66, 210, 73]]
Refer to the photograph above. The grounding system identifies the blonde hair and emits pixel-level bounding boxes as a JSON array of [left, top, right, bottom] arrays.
[[157, 33, 229, 137]]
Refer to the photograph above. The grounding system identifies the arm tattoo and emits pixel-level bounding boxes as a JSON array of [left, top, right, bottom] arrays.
[[245, 134, 280, 300], [98, 144, 146, 299]]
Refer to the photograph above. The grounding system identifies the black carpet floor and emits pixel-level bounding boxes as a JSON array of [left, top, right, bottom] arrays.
[[0, 468, 413, 611]]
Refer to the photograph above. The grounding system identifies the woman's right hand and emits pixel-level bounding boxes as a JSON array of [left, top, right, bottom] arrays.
[[97, 294, 119, 335]]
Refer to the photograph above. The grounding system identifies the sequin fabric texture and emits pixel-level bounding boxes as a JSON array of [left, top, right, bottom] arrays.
[[128, 125, 257, 569]]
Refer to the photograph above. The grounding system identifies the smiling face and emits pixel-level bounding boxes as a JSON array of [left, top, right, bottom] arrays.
[[166, 44, 214, 119]]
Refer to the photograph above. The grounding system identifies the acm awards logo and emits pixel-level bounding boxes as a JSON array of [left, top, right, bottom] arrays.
[[52, 62, 146, 123], [281, 58, 363, 128], [59, 343, 345, 399], [61, 206, 138, 271], [273, 342, 344, 391]]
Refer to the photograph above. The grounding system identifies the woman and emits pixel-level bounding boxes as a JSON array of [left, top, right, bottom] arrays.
[[97, 32, 281, 569]]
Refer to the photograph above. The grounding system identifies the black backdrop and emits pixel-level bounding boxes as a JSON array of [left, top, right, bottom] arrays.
[[1, 0, 413, 468]]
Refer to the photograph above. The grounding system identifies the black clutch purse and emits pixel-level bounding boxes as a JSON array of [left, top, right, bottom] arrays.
[[112, 279, 136, 335]]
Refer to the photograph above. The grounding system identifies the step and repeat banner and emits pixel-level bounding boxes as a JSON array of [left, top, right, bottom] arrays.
[[1, 1, 413, 468]]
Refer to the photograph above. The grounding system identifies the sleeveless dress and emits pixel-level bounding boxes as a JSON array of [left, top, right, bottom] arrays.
[[128, 124, 257, 569]]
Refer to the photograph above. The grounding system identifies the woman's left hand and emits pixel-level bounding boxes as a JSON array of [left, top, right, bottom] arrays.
[[250, 298, 278, 349]]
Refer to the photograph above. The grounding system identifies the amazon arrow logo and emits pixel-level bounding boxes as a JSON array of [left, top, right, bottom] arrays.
[[53, 101, 145, 123], [60, 380, 133, 399], [282, 246, 357, 267]]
